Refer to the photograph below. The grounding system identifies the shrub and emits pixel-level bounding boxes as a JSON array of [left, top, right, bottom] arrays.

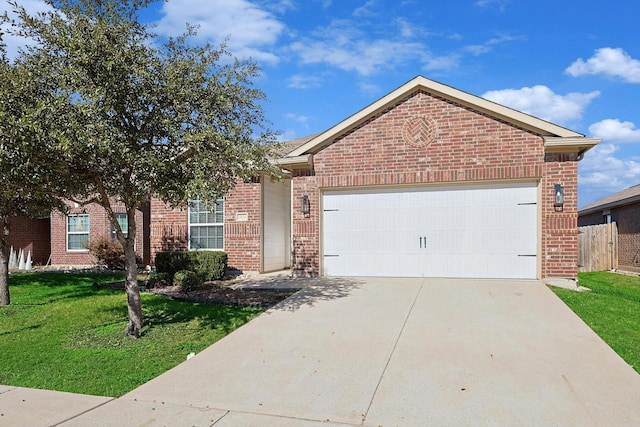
[[173, 270, 204, 293], [189, 251, 228, 281], [155, 251, 227, 281], [146, 272, 169, 288], [87, 236, 142, 270], [154, 251, 191, 280]]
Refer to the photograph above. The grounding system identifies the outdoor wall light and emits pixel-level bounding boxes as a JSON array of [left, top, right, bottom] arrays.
[[554, 184, 565, 208], [301, 195, 310, 215]]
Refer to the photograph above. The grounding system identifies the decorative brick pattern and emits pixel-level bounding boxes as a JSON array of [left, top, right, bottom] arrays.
[[402, 115, 438, 147]]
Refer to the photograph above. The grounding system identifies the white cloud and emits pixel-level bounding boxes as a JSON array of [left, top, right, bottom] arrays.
[[357, 81, 381, 96], [288, 17, 468, 76], [395, 17, 418, 39], [265, 0, 295, 14], [464, 34, 523, 56], [481, 85, 600, 124], [566, 47, 640, 83], [285, 112, 310, 124], [286, 74, 322, 89], [354, 0, 379, 18], [288, 6, 517, 77], [154, 0, 285, 64], [277, 128, 299, 142], [290, 36, 428, 76], [475, 0, 510, 11], [578, 143, 640, 206], [317, 0, 332, 8], [588, 119, 640, 143], [423, 54, 460, 71]]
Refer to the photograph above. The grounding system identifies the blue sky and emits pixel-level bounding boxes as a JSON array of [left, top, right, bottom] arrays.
[[4, 0, 640, 207]]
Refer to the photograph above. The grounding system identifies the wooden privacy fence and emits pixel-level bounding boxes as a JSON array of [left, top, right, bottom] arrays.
[[578, 223, 618, 272]]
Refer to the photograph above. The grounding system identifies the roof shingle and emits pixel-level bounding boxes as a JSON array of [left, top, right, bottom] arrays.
[[579, 183, 640, 214]]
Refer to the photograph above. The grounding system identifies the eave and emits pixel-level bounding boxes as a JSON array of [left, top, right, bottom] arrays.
[[274, 154, 313, 171], [543, 137, 601, 155]]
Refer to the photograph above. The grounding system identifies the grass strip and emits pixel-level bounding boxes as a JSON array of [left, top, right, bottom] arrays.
[[0, 272, 262, 397], [551, 271, 640, 374]]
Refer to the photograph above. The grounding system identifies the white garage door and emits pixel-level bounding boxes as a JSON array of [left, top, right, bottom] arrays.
[[322, 183, 538, 279]]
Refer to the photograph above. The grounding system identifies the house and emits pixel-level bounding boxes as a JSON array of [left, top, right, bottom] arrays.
[[50, 201, 150, 267], [8, 200, 150, 268], [578, 184, 640, 273], [8, 216, 51, 265], [150, 76, 599, 282]]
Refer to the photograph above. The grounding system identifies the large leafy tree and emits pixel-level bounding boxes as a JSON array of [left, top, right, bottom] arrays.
[[8, 0, 279, 336], [0, 33, 71, 305]]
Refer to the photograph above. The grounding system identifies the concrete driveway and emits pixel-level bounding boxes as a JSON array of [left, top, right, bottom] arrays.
[[3, 277, 640, 426]]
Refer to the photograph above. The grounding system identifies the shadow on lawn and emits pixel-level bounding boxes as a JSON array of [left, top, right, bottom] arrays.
[[8, 272, 124, 304], [103, 295, 262, 337], [114, 275, 364, 336]]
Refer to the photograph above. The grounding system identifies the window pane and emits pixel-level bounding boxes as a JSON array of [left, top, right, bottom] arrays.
[[112, 213, 128, 239], [117, 214, 127, 231], [68, 215, 89, 232], [68, 234, 89, 250], [214, 199, 224, 223], [189, 225, 223, 250], [189, 198, 223, 225]]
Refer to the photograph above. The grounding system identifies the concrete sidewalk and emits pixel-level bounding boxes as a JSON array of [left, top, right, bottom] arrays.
[[2, 277, 640, 426]]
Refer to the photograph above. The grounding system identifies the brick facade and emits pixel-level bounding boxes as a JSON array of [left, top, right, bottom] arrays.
[[149, 180, 263, 272], [542, 153, 579, 277], [147, 78, 590, 280], [8, 217, 51, 265], [50, 201, 147, 267], [291, 90, 580, 278], [616, 204, 640, 270]]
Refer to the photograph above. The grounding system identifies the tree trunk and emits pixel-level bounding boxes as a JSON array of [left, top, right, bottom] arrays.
[[0, 217, 10, 306], [123, 214, 143, 337]]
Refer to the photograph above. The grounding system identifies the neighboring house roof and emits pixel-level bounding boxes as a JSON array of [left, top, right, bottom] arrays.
[[282, 75, 599, 161], [276, 133, 320, 156], [579, 183, 640, 215]]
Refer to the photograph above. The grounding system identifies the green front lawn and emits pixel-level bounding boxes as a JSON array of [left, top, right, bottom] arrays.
[[0, 272, 262, 397], [552, 271, 640, 374]]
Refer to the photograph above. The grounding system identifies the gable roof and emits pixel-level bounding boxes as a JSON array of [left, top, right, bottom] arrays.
[[284, 75, 599, 160], [579, 184, 640, 215], [276, 133, 320, 157]]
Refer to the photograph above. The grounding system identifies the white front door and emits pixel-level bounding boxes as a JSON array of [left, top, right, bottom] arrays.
[[322, 183, 538, 278], [262, 178, 291, 272]]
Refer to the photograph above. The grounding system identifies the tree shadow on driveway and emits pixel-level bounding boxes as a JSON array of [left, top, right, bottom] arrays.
[[234, 275, 365, 312]]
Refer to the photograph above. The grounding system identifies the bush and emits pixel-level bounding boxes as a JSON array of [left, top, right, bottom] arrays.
[[154, 251, 191, 280], [189, 251, 228, 281], [87, 236, 142, 270], [155, 251, 227, 281], [146, 272, 169, 288], [173, 270, 204, 293]]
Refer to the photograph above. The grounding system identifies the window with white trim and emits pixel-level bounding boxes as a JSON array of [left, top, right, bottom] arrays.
[[188, 198, 224, 250], [67, 214, 89, 251], [111, 213, 128, 240]]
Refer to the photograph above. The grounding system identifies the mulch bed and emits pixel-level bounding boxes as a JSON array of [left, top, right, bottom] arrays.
[[94, 280, 298, 308]]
